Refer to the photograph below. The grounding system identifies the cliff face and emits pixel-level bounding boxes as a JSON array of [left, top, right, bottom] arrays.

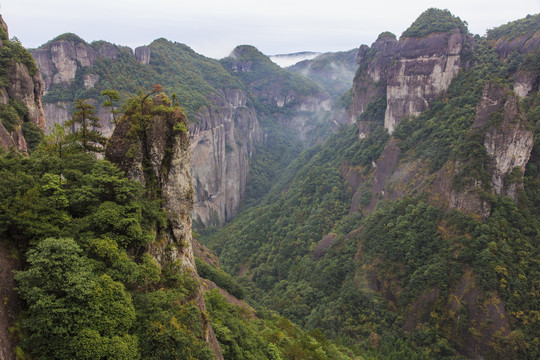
[[190, 88, 262, 225], [106, 95, 195, 271], [105, 95, 223, 359], [349, 35, 398, 127], [384, 28, 472, 133], [350, 27, 472, 135], [31, 37, 262, 226], [0, 15, 45, 153]]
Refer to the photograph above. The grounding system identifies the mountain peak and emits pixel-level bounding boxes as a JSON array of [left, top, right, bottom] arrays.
[[401, 8, 468, 38]]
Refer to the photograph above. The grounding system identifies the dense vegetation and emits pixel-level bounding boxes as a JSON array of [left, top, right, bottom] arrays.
[[0, 91, 355, 359], [486, 13, 540, 41], [199, 14, 540, 360], [40, 37, 243, 121], [401, 8, 468, 38]]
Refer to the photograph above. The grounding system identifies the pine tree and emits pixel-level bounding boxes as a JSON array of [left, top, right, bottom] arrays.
[[64, 99, 107, 153]]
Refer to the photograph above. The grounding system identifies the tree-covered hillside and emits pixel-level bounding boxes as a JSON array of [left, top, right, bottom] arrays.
[[199, 13, 540, 360], [39, 36, 243, 121], [0, 89, 354, 359]]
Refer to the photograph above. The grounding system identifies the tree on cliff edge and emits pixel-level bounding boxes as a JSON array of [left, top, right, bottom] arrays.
[[65, 99, 107, 153]]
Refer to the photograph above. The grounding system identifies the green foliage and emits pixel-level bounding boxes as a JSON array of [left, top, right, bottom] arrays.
[[133, 289, 214, 360], [40, 33, 88, 48], [15, 238, 138, 359], [337, 88, 352, 111], [487, 13, 540, 41], [220, 45, 324, 111], [64, 99, 107, 153], [243, 116, 303, 208], [377, 31, 397, 40], [0, 103, 20, 132], [101, 89, 121, 124], [401, 8, 468, 38], [287, 49, 358, 99], [205, 289, 353, 360], [21, 121, 44, 152], [0, 35, 38, 87], [196, 257, 245, 299]]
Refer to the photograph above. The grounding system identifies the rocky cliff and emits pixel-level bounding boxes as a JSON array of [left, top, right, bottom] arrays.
[[190, 88, 262, 225], [346, 10, 538, 220], [30, 36, 262, 226], [0, 15, 45, 153], [349, 9, 473, 134], [221, 45, 333, 142], [105, 93, 223, 359], [349, 32, 398, 136], [384, 28, 473, 133]]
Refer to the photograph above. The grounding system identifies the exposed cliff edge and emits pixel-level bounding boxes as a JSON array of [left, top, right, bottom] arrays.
[[105, 93, 223, 359], [385, 27, 473, 133], [0, 15, 45, 153], [349, 9, 474, 135], [30, 37, 263, 226]]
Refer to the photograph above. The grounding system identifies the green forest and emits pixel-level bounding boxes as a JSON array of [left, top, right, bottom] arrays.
[[197, 11, 540, 360]]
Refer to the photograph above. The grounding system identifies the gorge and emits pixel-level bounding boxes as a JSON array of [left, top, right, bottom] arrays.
[[0, 7, 539, 360]]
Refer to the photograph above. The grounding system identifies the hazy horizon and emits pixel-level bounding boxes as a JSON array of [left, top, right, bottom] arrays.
[[0, 0, 538, 59]]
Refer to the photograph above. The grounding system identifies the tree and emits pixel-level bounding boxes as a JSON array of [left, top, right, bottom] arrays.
[[15, 238, 96, 359], [64, 99, 107, 153], [41, 123, 67, 157], [101, 89, 120, 124], [15, 238, 139, 359]]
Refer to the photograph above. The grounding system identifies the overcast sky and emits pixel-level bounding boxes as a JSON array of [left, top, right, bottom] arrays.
[[1, 0, 538, 59]]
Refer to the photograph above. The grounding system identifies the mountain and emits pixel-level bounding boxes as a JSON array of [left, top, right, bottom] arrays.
[[221, 45, 333, 143], [30, 36, 264, 226], [199, 10, 540, 359], [287, 48, 358, 99], [0, 15, 45, 153], [29, 38, 342, 227]]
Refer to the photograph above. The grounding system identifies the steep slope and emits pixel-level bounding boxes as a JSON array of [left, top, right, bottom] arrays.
[[199, 11, 540, 360], [0, 15, 45, 153], [31, 36, 262, 226], [350, 9, 474, 134], [220, 45, 333, 143], [105, 92, 223, 358]]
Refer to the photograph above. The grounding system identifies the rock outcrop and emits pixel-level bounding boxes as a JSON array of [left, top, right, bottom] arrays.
[[349, 15, 473, 135], [135, 46, 151, 65], [384, 28, 472, 133], [0, 15, 45, 152], [349, 34, 398, 126], [481, 83, 533, 199], [105, 94, 223, 359]]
